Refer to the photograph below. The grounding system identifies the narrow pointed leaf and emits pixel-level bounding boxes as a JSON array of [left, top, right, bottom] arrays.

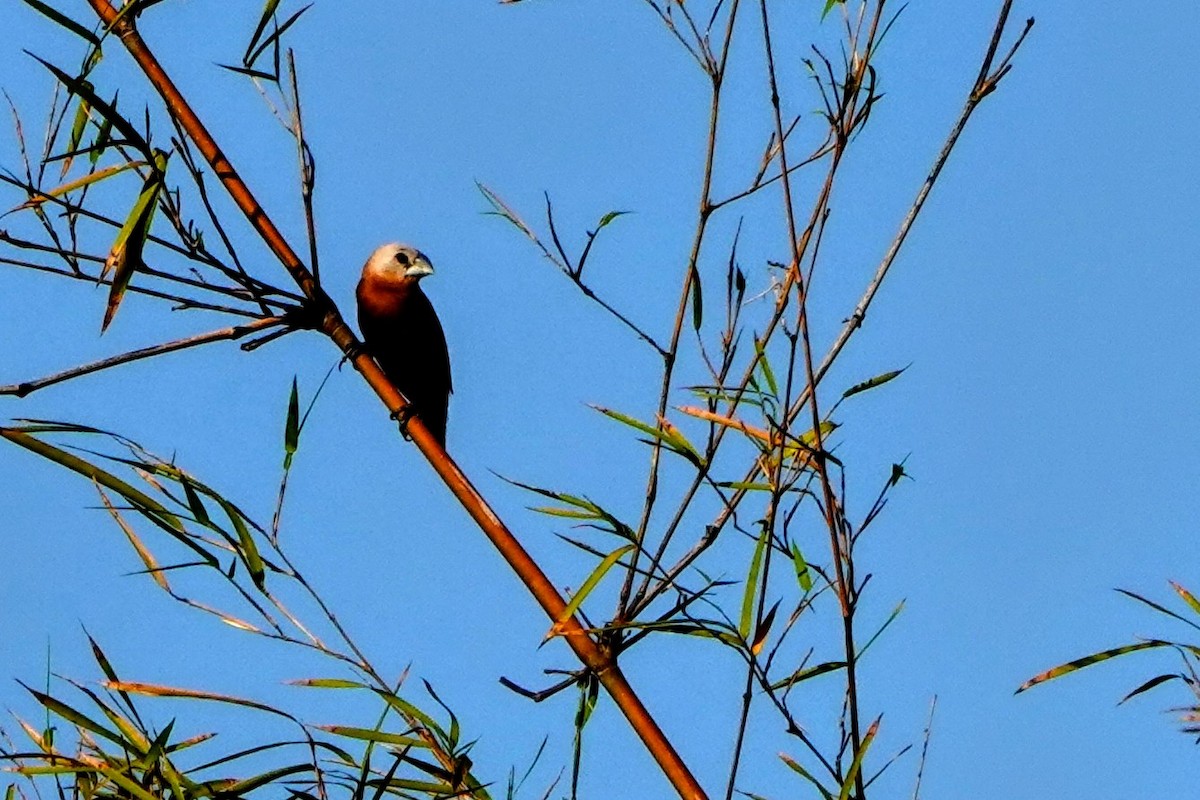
[[284, 376, 300, 466], [754, 338, 778, 397], [837, 717, 879, 800], [751, 599, 781, 656], [1016, 640, 1174, 693], [779, 753, 834, 799], [316, 726, 428, 748], [790, 542, 813, 592], [690, 266, 703, 330], [243, 0, 283, 64], [740, 526, 769, 640], [217, 497, 265, 590], [552, 545, 634, 633], [842, 366, 907, 399], [14, 160, 146, 211], [19, 1, 101, 46]]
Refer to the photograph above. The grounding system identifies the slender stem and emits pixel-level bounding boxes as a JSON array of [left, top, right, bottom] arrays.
[[0, 315, 286, 397], [619, 0, 742, 617]]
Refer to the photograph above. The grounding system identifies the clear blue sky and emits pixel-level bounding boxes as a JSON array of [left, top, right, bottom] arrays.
[[2, 2, 1198, 798]]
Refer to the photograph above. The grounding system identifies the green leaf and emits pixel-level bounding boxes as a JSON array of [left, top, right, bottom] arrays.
[[780, 753, 834, 799], [221, 764, 312, 795], [754, 337, 779, 397], [689, 266, 703, 331], [243, 0, 283, 65], [284, 376, 300, 466], [837, 718, 879, 800], [555, 545, 634, 631], [21, 684, 126, 748], [739, 525, 769, 641], [102, 150, 169, 332], [857, 600, 904, 659], [821, 0, 844, 21], [1170, 581, 1200, 617], [179, 476, 210, 526], [374, 690, 449, 747], [62, 86, 93, 177], [0, 427, 186, 536], [15, 159, 146, 211], [19, 1, 101, 47], [842, 366, 908, 399], [1016, 639, 1174, 693], [769, 660, 847, 691], [217, 497, 265, 590], [592, 406, 705, 467], [596, 210, 630, 229], [245, 4, 313, 70], [289, 678, 368, 689], [790, 542, 813, 592], [89, 98, 114, 165], [316, 726, 428, 748]]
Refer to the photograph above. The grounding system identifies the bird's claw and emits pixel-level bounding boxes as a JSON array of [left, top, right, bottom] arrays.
[[390, 405, 415, 440]]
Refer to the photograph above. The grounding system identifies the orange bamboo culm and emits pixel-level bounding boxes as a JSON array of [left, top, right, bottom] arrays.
[[83, 3, 706, 798]]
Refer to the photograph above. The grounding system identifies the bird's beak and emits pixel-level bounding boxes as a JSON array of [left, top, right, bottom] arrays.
[[404, 256, 434, 279]]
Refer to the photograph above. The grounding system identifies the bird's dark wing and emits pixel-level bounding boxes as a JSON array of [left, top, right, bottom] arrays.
[[357, 285, 451, 446]]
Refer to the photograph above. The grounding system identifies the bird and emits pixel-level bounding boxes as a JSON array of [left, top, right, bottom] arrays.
[[356, 243, 452, 447]]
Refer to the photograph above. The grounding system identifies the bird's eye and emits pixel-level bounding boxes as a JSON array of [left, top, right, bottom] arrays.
[[395, 251, 411, 267]]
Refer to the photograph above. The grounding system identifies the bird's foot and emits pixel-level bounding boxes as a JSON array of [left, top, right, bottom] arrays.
[[390, 405, 415, 440]]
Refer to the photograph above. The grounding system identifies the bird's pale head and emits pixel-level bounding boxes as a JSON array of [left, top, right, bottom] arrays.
[[361, 243, 434, 285]]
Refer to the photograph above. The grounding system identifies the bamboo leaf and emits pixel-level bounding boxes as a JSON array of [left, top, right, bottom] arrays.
[[216, 497, 265, 590], [243, 0, 283, 65], [837, 717, 879, 800], [180, 476, 210, 527], [780, 753, 835, 799], [315, 726, 428, 748], [1016, 640, 1174, 693], [594, 405, 705, 466], [62, 86, 93, 177], [1119, 674, 1180, 705], [551, 545, 634, 636], [754, 337, 778, 397], [96, 485, 171, 593], [842, 366, 908, 399], [0, 427, 187, 536], [20, 684, 126, 748], [790, 542, 813, 592], [740, 525, 769, 640], [289, 678, 368, 689], [104, 681, 293, 720], [102, 149, 168, 332], [221, 764, 312, 795], [769, 660, 847, 691], [1170, 581, 1200, 617], [751, 599, 781, 656], [246, 4, 313, 70], [690, 266, 703, 330], [596, 210, 630, 230], [19, 1, 101, 46], [856, 599, 904, 659], [373, 690, 448, 743], [284, 376, 300, 467], [14, 160, 146, 211], [477, 182, 537, 241]]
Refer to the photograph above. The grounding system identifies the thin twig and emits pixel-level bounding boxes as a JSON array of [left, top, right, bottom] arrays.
[[0, 315, 287, 397]]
